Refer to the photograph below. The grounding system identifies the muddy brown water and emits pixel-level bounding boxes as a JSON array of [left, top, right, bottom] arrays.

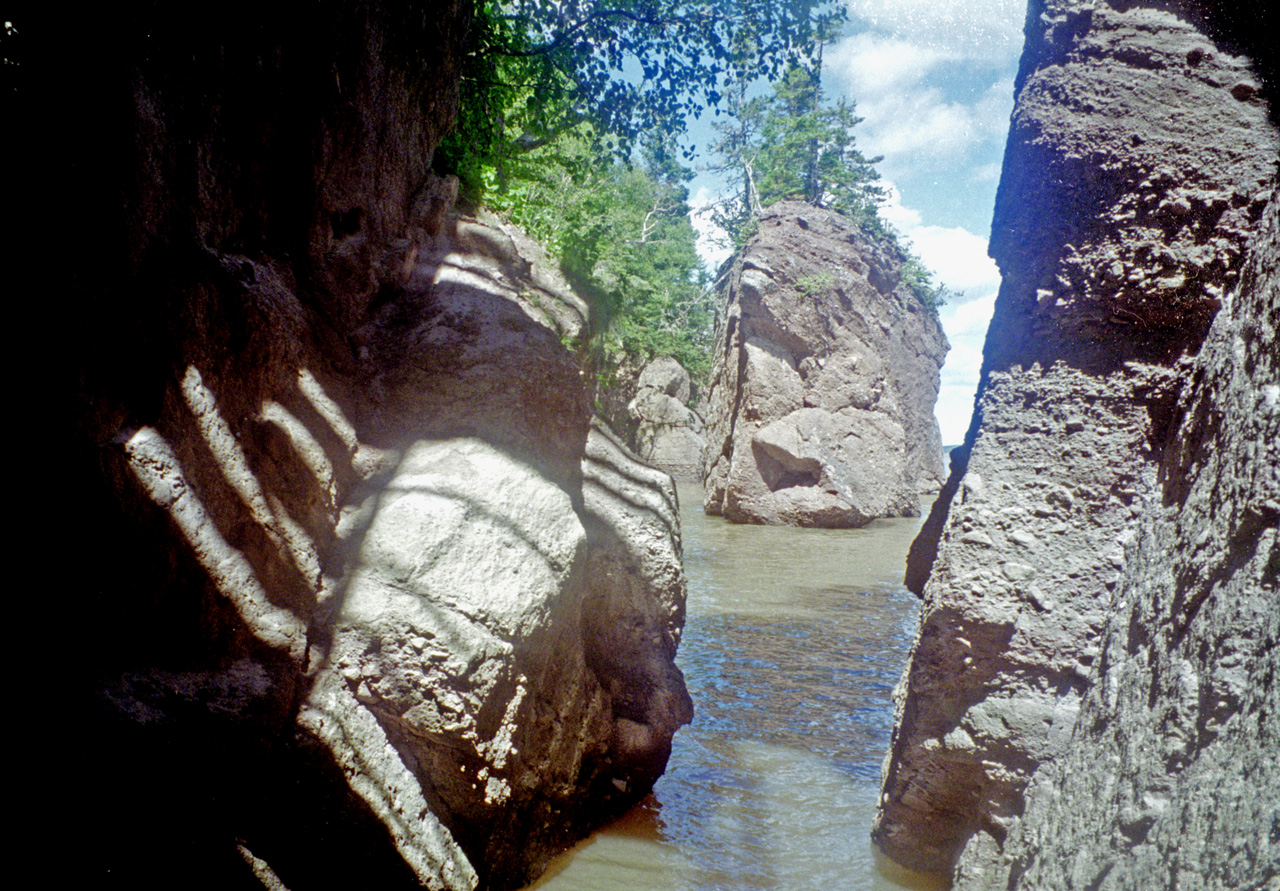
[[525, 483, 946, 891]]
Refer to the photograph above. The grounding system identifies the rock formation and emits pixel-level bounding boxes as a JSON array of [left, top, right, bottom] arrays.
[[875, 2, 1278, 888], [627, 355, 707, 482], [33, 5, 690, 888], [1004, 130, 1279, 891], [702, 202, 949, 527]]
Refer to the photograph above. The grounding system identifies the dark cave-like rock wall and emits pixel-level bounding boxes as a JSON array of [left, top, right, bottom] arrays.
[[32, 4, 691, 888]]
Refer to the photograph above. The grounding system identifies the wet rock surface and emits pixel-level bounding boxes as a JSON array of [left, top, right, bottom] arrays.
[[702, 202, 949, 527], [875, 1, 1278, 887]]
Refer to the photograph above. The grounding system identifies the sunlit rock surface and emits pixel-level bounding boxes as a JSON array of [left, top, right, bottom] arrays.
[[46, 5, 690, 888], [702, 201, 949, 527], [628, 355, 707, 482], [875, 1, 1278, 887], [1006, 137, 1280, 891]]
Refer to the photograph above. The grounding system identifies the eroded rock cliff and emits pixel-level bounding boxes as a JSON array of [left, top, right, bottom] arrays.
[[875, 1, 1278, 887], [1004, 131, 1279, 891], [702, 202, 949, 527], [36, 5, 691, 888], [627, 355, 707, 482]]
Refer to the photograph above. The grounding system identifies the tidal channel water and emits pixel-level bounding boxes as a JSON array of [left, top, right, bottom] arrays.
[[526, 483, 946, 891]]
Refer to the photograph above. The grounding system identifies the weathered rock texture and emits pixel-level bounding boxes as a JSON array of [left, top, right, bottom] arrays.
[[35, 5, 690, 889], [702, 202, 949, 527], [875, 1, 1278, 888], [627, 355, 707, 481], [1005, 125, 1280, 891]]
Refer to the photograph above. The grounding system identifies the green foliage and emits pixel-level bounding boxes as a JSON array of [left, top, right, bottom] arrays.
[[900, 255, 953, 311], [432, 1, 854, 382], [795, 271, 836, 298], [707, 56, 884, 245], [481, 132, 715, 378], [438, 0, 846, 203], [432, 0, 944, 389], [706, 53, 948, 314], [756, 65, 885, 219]]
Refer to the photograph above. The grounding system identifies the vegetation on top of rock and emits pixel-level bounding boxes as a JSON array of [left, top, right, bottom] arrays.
[[706, 61, 885, 242], [480, 133, 716, 380], [704, 44, 949, 313], [434, 0, 945, 392], [899, 256, 951, 312], [436, 0, 851, 385]]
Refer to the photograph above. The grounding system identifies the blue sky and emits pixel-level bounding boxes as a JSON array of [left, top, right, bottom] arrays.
[[687, 0, 1027, 445]]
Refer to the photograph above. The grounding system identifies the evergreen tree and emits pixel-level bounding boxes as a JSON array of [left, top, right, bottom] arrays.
[[704, 79, 768, 242], [706, 44, 948, 312], [756, 65, 885, 218], [709, 58, 884, 244], [430, 1, 855, 382]]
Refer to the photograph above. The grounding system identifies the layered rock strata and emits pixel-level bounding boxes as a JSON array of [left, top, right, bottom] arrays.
[[40, 5, 691, 888], [1005, 134, 1279, 891], [702, 202, 949, 527], [627, 355, 707, 482], [875, 1, 1278, 888]]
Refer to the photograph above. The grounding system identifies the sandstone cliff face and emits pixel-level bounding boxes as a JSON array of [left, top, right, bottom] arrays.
[[627, 355, 707, 482], [40, 6, 690, 888], [1004, 137, 1279, 891], [702, 202, 949, 527], [287, 215, 692, 889], [875, 1, 1278, 886]]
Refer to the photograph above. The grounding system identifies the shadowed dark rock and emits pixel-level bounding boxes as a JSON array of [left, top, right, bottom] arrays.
[[34, 5, 691, 888]]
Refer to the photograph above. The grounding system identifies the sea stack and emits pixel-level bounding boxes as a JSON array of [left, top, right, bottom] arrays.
[[702, 201, 949, 527]]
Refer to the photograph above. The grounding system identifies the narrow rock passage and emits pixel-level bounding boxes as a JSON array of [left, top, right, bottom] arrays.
[[526, 483, 946, 890]]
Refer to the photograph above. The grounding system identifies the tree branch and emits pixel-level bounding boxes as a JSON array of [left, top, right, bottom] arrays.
[[492, 6, 720, 58]]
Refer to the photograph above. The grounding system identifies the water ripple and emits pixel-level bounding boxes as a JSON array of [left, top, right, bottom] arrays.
[[526, 488, 945, 891]]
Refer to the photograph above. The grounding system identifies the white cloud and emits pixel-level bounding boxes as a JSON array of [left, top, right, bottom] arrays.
[[690, 187, 734, 272], [970, 161, 1004, 183], [877, 182, 923, 231], [877, 184, 1000, 300], [944, 292, 998, 337], [877, 184, 1001, 443], [940, 335, 986, 384], [826, 0, 1021, 179], [934, 292, 996, 443], [933, 298, 994, 443], [936, 383, 978, 446], [863, 90, 984, 159], [843, 0, 1025, 56], [905, 226, 999, 295], [828, 34, 951, 98], [827, 2, 1022, 444], [828, 36, 1016, 166]]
